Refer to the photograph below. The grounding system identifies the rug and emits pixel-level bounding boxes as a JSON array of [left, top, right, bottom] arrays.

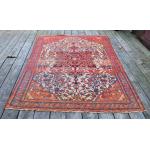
[[5, 35, 145, 112]]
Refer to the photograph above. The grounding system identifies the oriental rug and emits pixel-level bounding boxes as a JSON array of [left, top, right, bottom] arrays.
[[5, 35, 145, 112]]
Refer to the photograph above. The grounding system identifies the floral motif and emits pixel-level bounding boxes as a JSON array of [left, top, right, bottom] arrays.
[[33, 72, 117, 101]]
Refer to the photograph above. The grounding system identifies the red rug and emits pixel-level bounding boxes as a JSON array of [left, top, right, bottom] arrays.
[[5, 35, 144, 112]]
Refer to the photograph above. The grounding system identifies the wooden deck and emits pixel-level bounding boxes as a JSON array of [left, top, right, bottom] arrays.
[[0, 30, 150, 119]]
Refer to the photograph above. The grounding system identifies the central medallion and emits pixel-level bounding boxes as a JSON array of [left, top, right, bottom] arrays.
[[54, 51, 96, 68]]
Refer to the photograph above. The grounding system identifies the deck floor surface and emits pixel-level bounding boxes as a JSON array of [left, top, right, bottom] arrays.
[[0, 30, 150, 119]]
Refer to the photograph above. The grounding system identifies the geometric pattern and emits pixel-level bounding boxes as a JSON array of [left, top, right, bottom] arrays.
[[5, 36, 145, 112]]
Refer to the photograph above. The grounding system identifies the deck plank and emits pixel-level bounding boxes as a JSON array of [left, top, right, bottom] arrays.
[[129, 112, 145, 119], [0, 58, 16, 88], [121, 64, 150, 110], [115, 31, 150, 82], [51, 30, 58, 35], [0, 31, 23, 67], [121, 31, 150, 58], [18, 111, 35, 119], [1, 109, 19, 119], [0, 31, 18, 53], [0, 32, 31, 88], [55, 30, 65, 35], [64, 30, 72, 35], [84, 30, 92, 35], [82, 113, 99, 119], [114, 113, 130, 119], [0, 31, 37, 118], [71, 30, 79, 35], [98, 113, 115, 119], [109, 31, 150, 108], [120, 31, 150, 82], [66, 112, 82, 119], [50, 112, 66, 119], [112, 31, 150, 101], [10, 31, 31, 57], [143, 110, 150, 119], [34, 111, 50, 119], [104, 31, 148, 119]]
